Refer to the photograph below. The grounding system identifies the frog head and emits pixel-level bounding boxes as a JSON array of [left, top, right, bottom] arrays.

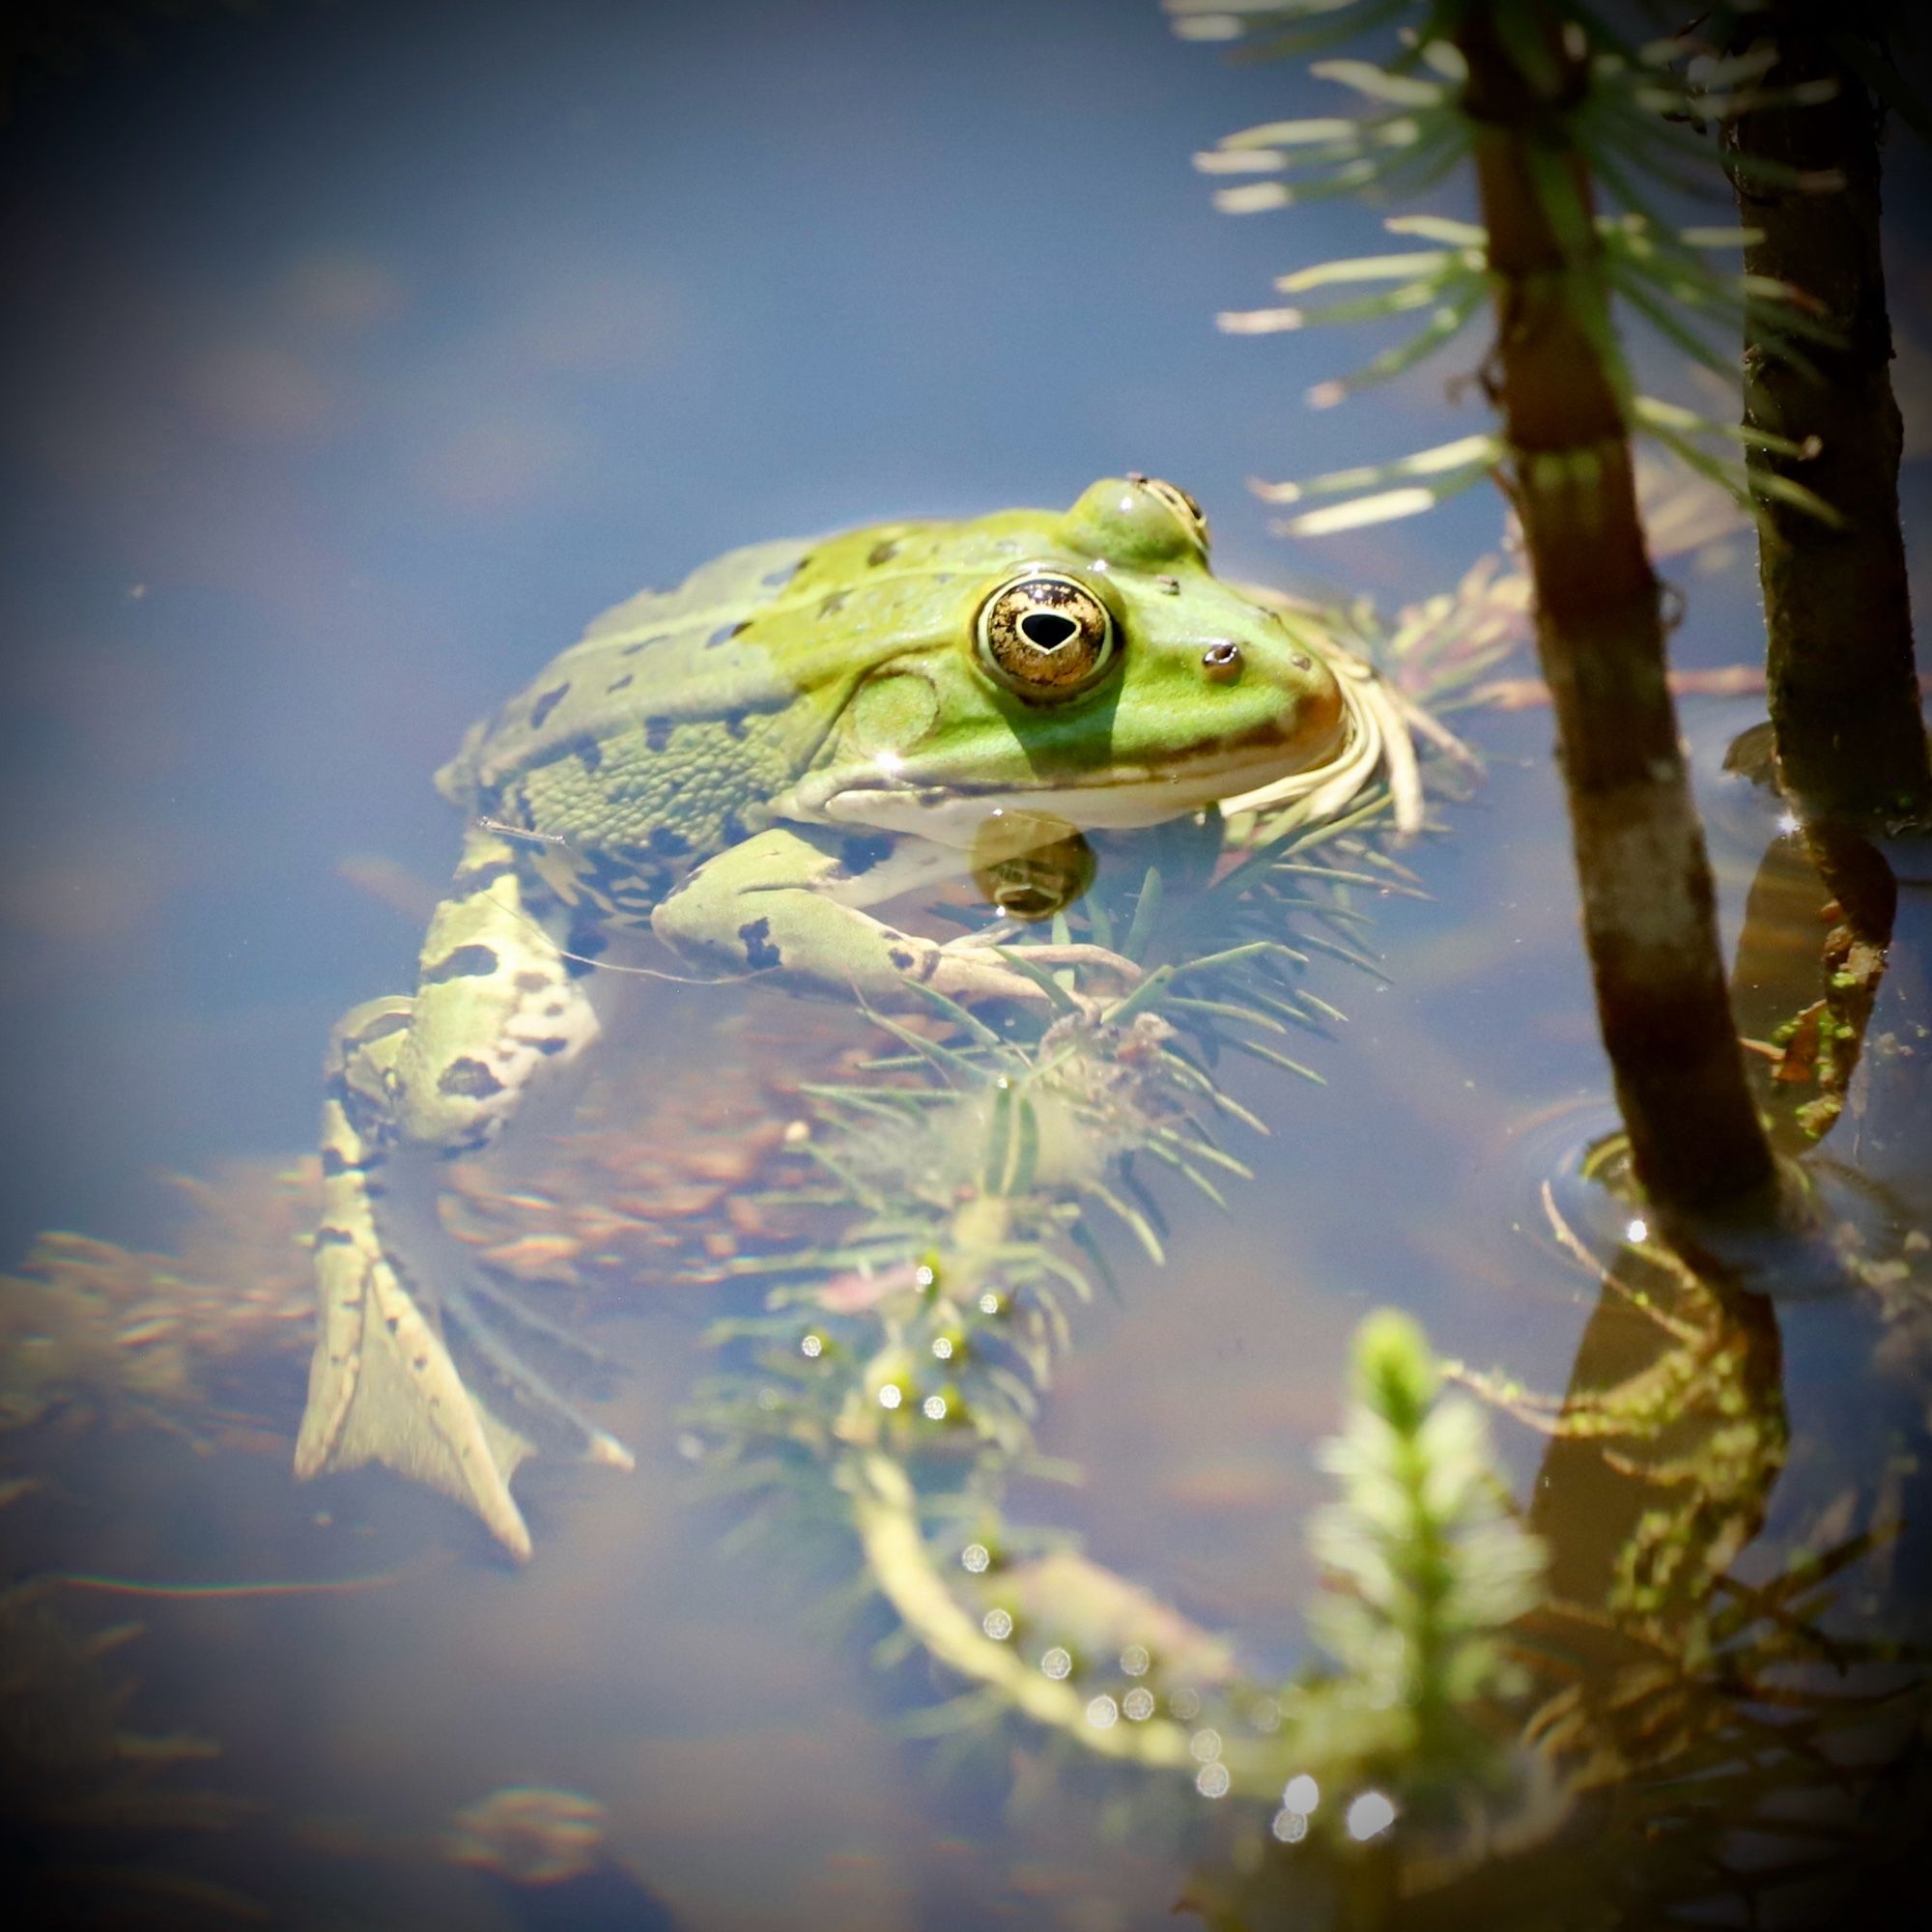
[[785, 475, 1350, 847]]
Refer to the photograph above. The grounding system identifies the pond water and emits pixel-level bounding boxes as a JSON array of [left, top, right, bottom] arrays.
[[4, 5, 1929, 1929]]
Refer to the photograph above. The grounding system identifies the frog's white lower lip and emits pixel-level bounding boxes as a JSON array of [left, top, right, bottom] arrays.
[[805, 743, 1321, 845]]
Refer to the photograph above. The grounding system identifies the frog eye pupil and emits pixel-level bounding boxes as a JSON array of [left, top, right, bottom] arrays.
[[1021, 611, 1078, 649]]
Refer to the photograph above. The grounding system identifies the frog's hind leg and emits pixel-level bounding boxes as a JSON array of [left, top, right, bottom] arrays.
[[294, 826, 618, 1559]]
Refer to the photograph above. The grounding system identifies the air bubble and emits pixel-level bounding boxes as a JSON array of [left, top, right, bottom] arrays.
[[982, 1608, 1013, 1641], [1122, 1688, 1155, 1721], [1195, 1762, 1231, 1800], [1086, 1695, 1119, 1729], [960, 1543, 990, 1575], [1040, 1646, 1073, 1681], [1119, 1644, 1151, 1677]]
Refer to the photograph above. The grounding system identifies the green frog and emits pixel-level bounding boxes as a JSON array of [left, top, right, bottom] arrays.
[[295, 476, 1395, 1557]]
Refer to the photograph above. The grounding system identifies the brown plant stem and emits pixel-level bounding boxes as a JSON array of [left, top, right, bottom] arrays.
[[1726, 3, 1931, 824], [1455, 4, 1779, 1223]]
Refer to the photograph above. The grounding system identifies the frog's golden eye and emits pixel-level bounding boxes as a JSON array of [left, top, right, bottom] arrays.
[[1126, 472, 1210, 552], [975, 571, 1117, 700]]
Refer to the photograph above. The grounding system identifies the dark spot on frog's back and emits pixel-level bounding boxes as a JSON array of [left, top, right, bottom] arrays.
[[529, 684, 570, 730], [563, 917, 609, 978], [423, 943, 499, 984], [646, 718, 673, 753], [723, 709, 749, 739], [648, 825, 690, 857], [867, 539, 900, 566], [439, 1057, 506, 1099], [606, 672, 634, 695], [738, 917, 781, 971], [705, 620, 752, 649]]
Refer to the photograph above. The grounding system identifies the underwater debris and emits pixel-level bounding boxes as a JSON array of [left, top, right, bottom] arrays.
[[442, 1003, 844, 1289], [0, 1161, 316, 1437], [445, 1784, 607, 1886]]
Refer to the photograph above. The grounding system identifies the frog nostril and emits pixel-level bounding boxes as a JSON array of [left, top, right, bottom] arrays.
[[1020, 612, 1079, 650], [1202, 639, 1242, 684]]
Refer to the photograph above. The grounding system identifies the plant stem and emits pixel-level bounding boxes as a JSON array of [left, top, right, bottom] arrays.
[[1456, 2, 1779, 1223], [1726, 4, 1931, 827]]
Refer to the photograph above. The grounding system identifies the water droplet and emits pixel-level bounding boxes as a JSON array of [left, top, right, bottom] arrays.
[[1346, 1790, 1397, 1840]]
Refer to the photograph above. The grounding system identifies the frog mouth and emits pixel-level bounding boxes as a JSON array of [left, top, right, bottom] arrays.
[[809, 730, 1351, 843]]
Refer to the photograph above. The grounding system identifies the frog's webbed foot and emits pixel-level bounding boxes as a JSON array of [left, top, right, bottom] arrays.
[[439, 1265, 634, 1473], [296, 832, 624, 1559], [296, 1124, 542, 1559]]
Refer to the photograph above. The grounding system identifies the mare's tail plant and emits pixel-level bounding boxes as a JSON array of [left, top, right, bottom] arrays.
[[1167, 0, 1884, 1232]]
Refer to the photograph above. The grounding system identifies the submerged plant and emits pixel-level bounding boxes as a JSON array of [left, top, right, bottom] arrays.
[[1165, 0, 1931, 1229]]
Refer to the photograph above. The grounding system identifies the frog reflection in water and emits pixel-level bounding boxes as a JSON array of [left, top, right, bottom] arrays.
[[296, 476, 1376, 1556]]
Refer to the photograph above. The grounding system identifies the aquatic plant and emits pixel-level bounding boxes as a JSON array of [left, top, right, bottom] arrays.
[[0, 1579, 254, 1921], [1167, 0, 1932, 1229], [1723, 1, 1931, 826]]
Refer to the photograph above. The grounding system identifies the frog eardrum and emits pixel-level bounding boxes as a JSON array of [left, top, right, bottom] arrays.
[[974, 570, 1117, 700]]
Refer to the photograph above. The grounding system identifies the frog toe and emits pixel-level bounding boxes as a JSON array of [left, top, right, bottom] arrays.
[[440, 1266, 636, 1474]]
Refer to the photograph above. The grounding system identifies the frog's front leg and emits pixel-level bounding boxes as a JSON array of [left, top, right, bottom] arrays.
[[652, 825, 1076, 1009], [295, 829, 626, 1559]]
